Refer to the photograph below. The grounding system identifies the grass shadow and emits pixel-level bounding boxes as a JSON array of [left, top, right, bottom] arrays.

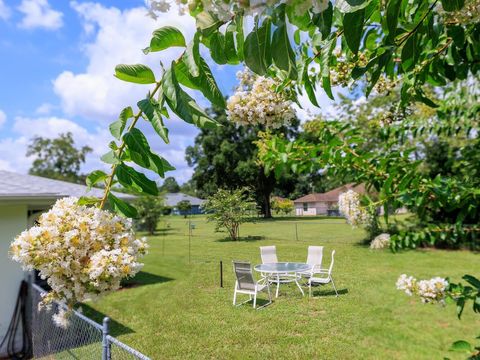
[[121, 271, 173, 289], [78, 303, 135, 336], [216, 235, 266, 242], [310, 287, 349, 297]]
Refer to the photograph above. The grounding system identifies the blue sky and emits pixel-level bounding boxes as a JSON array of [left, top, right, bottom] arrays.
[[0, 0, 331, 183]]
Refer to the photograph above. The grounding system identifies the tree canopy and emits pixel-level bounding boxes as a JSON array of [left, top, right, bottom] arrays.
[[159, 176, 181, 193], [186, 105, 304, 217], [27, 132, 92, 184]]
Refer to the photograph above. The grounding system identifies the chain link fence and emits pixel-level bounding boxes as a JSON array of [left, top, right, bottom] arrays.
[[31, 284, 150, 360]]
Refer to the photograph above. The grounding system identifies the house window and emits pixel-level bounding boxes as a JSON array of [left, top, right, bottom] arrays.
[[303, 203, 308, 211]]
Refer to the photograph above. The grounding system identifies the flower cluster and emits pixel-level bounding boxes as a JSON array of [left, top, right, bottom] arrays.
[[10, 197, 148, 327], [338, 190, 371, 227], [370, 233, 391, 249], [227, 69, 296, 128], [396, 274, 449, 304]]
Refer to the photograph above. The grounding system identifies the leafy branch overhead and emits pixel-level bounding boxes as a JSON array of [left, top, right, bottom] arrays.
[[87, 0, 478, 217]]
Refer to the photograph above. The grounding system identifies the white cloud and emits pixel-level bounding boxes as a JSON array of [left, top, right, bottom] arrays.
[[35, 103, 55, 115], [54, 2, 196, 121], [49, 2, 199, 183], [17, 0, 63, 30], [0, 0, 11, 20], [0, 109, 6, 129], [0, 115, 193, 183]]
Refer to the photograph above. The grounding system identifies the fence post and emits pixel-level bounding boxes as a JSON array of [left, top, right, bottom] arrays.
[[102, 317, 110, 360], [188, 220, 191, 264], [295, 223, 298, 241], [220, 261, 223, 288]]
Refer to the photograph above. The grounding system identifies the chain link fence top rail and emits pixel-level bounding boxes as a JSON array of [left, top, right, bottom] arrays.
[[31, 284, 150, 360]]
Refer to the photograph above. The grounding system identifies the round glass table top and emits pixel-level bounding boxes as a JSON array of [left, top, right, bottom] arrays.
[[254, 262, 311, 273]]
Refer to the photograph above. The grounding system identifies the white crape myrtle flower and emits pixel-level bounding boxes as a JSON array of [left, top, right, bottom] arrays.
[[10, 197, 148, 327], [227, 69, 296, 129], [396, 274, 417, 296], [370, 233, 391, 249], [338, 190, 371, 227], [417, 277, 449, 304], [396, 274, 449, 304]]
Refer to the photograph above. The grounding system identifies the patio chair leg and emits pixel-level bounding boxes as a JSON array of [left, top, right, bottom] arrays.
[[233, 288, 237, 306], [267, 284, 272, 303], [275, 274, 280, 298], [253, 292, 257, 309], [331, 277, 339, 297], [309, 280, 312, 298]]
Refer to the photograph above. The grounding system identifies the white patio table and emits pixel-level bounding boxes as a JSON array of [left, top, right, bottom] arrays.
[[254, 262, 312, 298]]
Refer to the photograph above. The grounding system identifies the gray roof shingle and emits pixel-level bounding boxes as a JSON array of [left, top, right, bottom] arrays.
[[0, 170, 134, 201], [164, 192, 204, 207]]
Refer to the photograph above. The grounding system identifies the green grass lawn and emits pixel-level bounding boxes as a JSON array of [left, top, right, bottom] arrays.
[[82, 216, 479, 359]]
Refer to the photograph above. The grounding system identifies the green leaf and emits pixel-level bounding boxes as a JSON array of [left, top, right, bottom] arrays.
[[114, 64, 156, 84], [285, 0, 311, 30], [108, 193, 138, 218], [386, 0, 402, 39], [462, 275, 480, 289], [336, 0, 371, 13], [174, 58, 226, 108], [401, 34, 418, 72], [109, 106, 134, 140], [225, 23, 240, 64], [449, 340, 472, 353], [123, 128, 153, 166], [163, 64, 218, 129], [271, 23, 296, 74], [320, 37, 336, 99], [101, 150, 120, 164], [312, 2, 333, 39], [116, 163, 158, 195], [77, 196, 101, 206], [302, 64, 319, 107], [196, 11, 223, 36], [244, 19, 272, 75], [182, 33, 200, 77], [343, 9, 365, 55], [209, 32, 228, 65], [441, 0, 465, 12], [447, 25, 465, 47], [235, 15, 244, 61], [122, 128, 172, 177], [143, 26, 186, 54], [137, 98, 169, 143], [86, 170, 108, 190]]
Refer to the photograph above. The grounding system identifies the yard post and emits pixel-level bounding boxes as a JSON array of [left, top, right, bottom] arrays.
[[220, 261, 223, 288], [102, 317, 111, 360], [295, 223, 298, 241], [188, 219, 191, 264], [162, 220, 165, 257]]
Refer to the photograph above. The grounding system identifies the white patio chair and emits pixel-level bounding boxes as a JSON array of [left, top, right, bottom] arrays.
[[232, 261, 272, 309], [299, 245, 324, 278], [260, 245, 278, 263], [308, 250, 338, 297], [259, 245, 293, 297]]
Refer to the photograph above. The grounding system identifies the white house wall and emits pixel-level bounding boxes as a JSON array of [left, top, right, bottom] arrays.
[[0, 204, 27, 355], [295, 202, 333, 216]]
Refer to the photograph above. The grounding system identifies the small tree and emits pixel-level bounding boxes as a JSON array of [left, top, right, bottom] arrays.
[[203, 188, 255, 241], [135, 196, 164, 235], [271, 197, 294, 216], [176, 200, 192, 218]]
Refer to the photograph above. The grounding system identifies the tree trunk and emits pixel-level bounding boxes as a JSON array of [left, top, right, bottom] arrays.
[[258, 166, 275, 218]]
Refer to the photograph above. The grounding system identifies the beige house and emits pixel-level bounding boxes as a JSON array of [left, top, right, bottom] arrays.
[[294, 183, 366, 216]]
